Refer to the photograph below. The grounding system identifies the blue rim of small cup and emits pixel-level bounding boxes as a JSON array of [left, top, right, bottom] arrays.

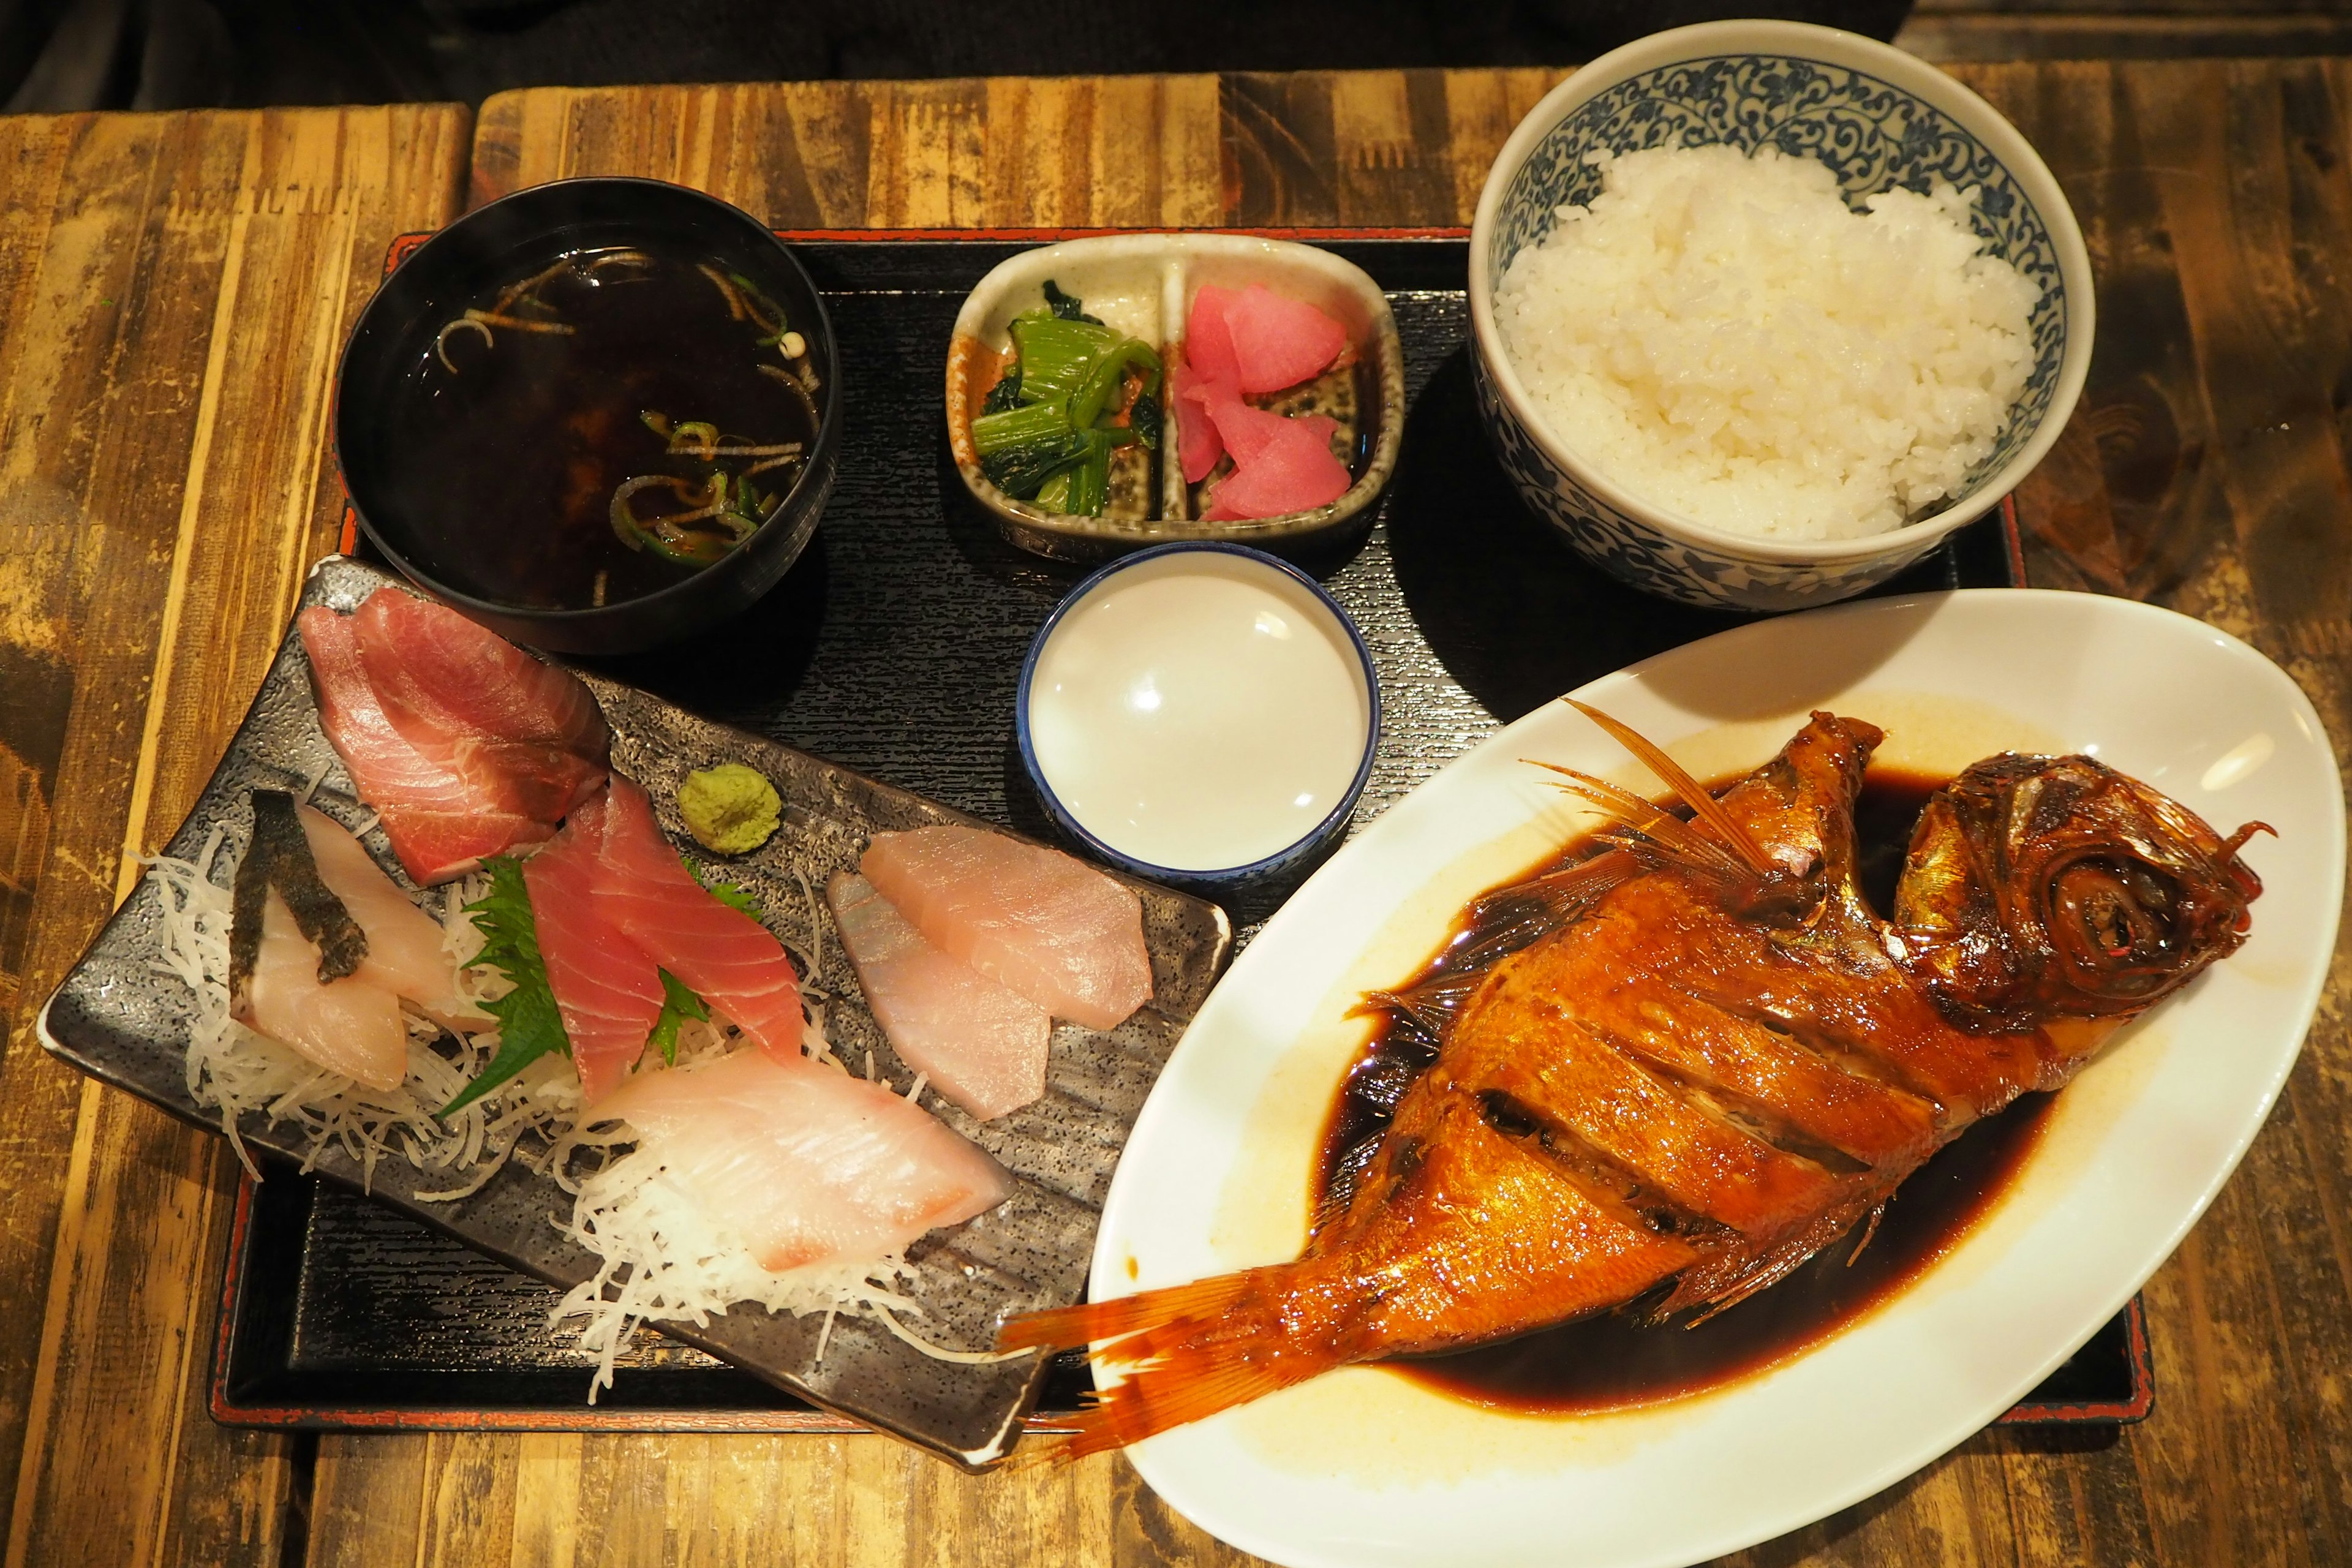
[[1015, 543, 1383, 893]]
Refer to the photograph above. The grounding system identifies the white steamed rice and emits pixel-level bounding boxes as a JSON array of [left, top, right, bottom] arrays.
[[1493, 143, 2039, 540]]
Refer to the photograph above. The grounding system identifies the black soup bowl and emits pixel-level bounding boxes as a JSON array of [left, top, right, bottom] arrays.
[[336, 177, 841, 655]]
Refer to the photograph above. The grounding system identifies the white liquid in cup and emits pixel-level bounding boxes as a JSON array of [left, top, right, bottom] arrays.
[[1028, 553, 1371, 873]]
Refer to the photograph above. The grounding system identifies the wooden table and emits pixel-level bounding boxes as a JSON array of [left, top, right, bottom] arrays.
[[0, 62, 2345, 1567]]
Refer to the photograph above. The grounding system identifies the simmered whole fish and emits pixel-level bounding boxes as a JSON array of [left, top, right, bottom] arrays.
[[1002, 706, 2266, 1454]]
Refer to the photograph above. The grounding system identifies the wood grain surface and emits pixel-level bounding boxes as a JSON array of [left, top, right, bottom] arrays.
[[2, 61, 2348, 1567], [0, 105, 469, 1567]]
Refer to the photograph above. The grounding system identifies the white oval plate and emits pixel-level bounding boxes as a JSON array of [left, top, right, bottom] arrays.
[[1091, 589, 2343, 1568]]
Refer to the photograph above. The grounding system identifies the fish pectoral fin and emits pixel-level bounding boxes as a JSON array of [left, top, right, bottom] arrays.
[[1662, 1185, 1894, 1321]]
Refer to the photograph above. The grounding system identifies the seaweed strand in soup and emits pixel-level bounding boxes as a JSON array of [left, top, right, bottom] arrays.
[[384, 245, 820, 611]]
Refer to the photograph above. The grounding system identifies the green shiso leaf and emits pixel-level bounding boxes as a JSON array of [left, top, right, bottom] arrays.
[[648, 968, 709, 1066], [441, 856, 570, 1117], [681, 854, 763, 918]]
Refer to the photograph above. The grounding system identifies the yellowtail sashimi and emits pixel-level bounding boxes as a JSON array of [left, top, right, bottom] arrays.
[[860, 826, 1151, 1031], [594, 1049, 1012, 1271], [236, 889, 409, 1090], [827, 872, 1051, 1120], [293, 802, 488, 1031]]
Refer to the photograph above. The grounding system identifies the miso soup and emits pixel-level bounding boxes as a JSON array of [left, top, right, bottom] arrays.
[[378, 243, 822, 611]]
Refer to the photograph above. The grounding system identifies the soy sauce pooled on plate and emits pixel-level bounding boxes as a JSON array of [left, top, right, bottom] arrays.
[[383, 244, 821, 611], [1314, 767, 2056, 1416]]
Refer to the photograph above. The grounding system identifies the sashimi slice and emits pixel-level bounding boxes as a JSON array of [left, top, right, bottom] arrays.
[[353, 590, 608, 824], [236, 889, 410, 1091], [587, 777, 804, 1059], [859, 826, 1152, 1031], [353, 589, 609, 757], [1218, 282, 1348, 395], [1199, 409, 1352, 521], [595, 1049, 1011, 1272], [300, 606, 548, 884], [527, 796, 665, 1104], [293, 803, 488, 1031], [827, 872, 1051, 1120]]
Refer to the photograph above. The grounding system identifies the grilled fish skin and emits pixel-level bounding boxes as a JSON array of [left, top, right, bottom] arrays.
[[1001, 709, 2265, 1457]]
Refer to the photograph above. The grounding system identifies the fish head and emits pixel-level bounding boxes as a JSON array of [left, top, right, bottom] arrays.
[[1893, 753, 2266, 1028]]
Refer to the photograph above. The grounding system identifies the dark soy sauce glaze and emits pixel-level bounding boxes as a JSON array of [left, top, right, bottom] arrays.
[[1313, 766, 2057, 1415], [382, 244, 818, 612]]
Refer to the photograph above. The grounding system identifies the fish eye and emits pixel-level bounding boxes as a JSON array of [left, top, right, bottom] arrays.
[[2049, 856, 2179, 974]]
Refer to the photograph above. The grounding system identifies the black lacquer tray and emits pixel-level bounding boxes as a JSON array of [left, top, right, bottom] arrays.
[[209, 235, 2150, 1436]]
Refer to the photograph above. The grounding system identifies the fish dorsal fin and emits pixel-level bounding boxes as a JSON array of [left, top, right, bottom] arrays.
[[1523, 761, 1753, 881], [1562, 699, 1775, 876]]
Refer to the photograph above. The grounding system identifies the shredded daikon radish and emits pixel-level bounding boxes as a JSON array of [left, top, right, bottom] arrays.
[[550, 1131, 921, 1401], [151, 846, 570, 1187]]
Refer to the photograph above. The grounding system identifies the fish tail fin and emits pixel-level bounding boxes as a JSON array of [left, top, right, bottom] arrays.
[[1046, 1349, 1325, 1461], [1001, 1265, 1340, 1460], [995, 1271, 1255, 1355]]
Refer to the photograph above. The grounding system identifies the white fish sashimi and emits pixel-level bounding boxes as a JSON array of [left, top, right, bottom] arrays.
[[595, 1050, 1012, 1273], [293, 803, 488, 1031], [235, 889, 409, 1091], [827, 872, 1051, 1121], [859, 826, 1152, 1031]]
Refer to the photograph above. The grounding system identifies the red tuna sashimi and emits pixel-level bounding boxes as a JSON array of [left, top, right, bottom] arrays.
[[353, 589, 608, 824], [1200, 409, 1351, 522], [527, 794, 665, 1104], [827, 872, 1052, 1121], [300, 606, 548, 884], [587, 777, 804, 1059], [595, 1049, 1011, 1272], [1216, 282, 1348, 395], [293, 803, 487, 1030], [236, 889, 410, 1091], [859, 826, 1151, 1031]]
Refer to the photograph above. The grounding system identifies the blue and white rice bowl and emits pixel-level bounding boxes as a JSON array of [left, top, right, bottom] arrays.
[[1017, 543, 1380, 899], [1468, 20, 2094, 611]]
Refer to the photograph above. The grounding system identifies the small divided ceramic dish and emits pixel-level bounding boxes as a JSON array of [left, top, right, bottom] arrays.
[[1016, 543, 1380, 898], [1468, 20, 2094, 612], [946, 235, 1405, 562], [38, 556, 1232, 1470]]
